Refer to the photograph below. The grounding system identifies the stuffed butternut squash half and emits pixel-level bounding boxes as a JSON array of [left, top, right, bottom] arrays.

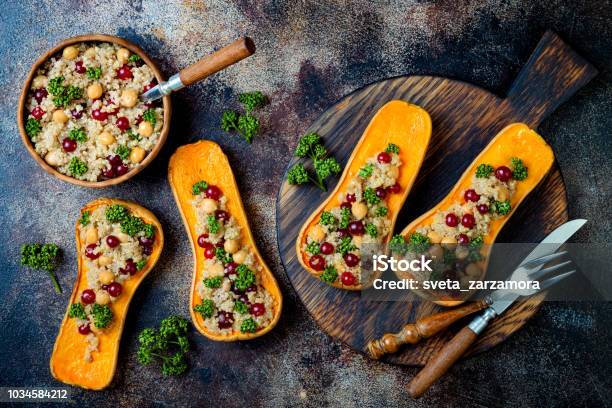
[[50, 198, 164, 390], [168, 140, 282, 341], [296, 100, 432, 290], [392, 123, 555, 306]]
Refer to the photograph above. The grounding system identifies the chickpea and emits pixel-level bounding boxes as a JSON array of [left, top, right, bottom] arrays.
[[98, 131, 116, 146], [441, 236, 457, 249], [32, 75, 47, 88], [201, 198, 218, 214], [455, 246, 469, 260], [99, 270, 115, 285], [87, 83, 103, 100], [117, 233, 130, 243], [351, 202, 368, 220], [62, 46, 79, 60], [96, 290, 111, 305], [85, 227, 98, 244], [386, 166, 399, 179], [352, 235, 363, 246], [427, 230, 442, 244], [98, 256, 113, 267], [308, 225, 325, 242], [208, 262, 224, 277], [497, 186, 510, 202], [138, 121, 153, 137], [52, 110, 69, 124], [116, 48, 131, 64], [84, 47, 97, 59], [428, 244, 444, 259], [120, 89, 139, 108], [233, 249, 248, 264], [465, 263, 481, 277], [224, 239, 240, 254], [44, 150, 62, 167], [130, 146, 146, 163]]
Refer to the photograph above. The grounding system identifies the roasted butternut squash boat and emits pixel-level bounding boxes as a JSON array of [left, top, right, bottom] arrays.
[[393, 123, 555, 306], [50, 198, 164, 390], [296, 100, 432, 290], [168, 140, 282, 341]]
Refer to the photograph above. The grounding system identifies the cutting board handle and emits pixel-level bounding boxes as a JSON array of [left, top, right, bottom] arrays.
[[505, 30, 597, 127]]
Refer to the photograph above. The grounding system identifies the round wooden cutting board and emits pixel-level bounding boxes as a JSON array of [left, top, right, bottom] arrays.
[[276, 31, 597, 366]]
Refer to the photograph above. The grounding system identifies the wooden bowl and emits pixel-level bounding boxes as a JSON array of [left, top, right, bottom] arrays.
[[17, 34, 172, 188]]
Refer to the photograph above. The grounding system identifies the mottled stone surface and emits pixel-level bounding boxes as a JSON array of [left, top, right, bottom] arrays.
[[0, 1, 611, 406]]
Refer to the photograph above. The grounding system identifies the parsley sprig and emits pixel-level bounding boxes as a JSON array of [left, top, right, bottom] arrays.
[[287, 132, 342, 191], [221, 91, 267, 143]]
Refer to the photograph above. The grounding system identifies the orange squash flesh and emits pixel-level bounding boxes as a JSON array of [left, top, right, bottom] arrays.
[[50, 198, 164, 390], [168, 140, 283, 341], [399, 123, 555, 307], [296, 100, 432, 290]]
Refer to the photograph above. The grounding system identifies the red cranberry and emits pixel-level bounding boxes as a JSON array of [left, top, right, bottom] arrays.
[[74, 60, 86, 74], [101, 167, 116, 179], [121, 259, 137, 275], [215, 210, 230, 222], [107, 282, 122, 297], [445, 213, 459, 227], [308, 255, 325, 271], [343, 253, 360, 267], [250, 303, 266, 316], [336, 228, 350, 238], [107, 155, 123, 166], [78, 324, 91, 335], [346, 193, 356, 203], [139, 236, 155, 247], [114, 164, 129, 177], [340, 202, 352, 210], [31, 106, 45, 120], [91, 109, 108, 121], [224, 262, 238, 277], [215, 240, 225, 248], [197, 234, 209, 248], [62, 138, 77, 152], [464, 189, 480, 202], [205, 185, 222, 200], [116, 116, 130, 131], [116, 64, 133, 80], [238, 294, 251, 305], [101, 284, 109, 291], [377, 152, 391, 163], [348, 220, 365, 236], [143, 80, 157, 92], [71, 108, 83, 119], [387, 182, 401, 194], [458, 233, 470, 245], [33, 88, 48, 103], [461, 213, 476, 229], [135, 115, 143, 125], [85, 244, 100, 260], [495, 166, 513, 182], [320, 242, 334, 255], [246, 285, 257, 293], [375, 187, 387, 199], [340, 271, 356, 286], [81, 289, 96, 304], [142, 245, 153, 255], [217, 311, 234, 329], [477, 204, 489, 214], [203, 243, 215, 259], [106, 235, 120, 248]]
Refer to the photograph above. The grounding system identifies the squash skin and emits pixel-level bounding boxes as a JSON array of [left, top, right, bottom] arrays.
[[50, 198, 164, 390], [398, 123, 555, 307], [168, 140, 283, 341], [296, 100, 432, 290]]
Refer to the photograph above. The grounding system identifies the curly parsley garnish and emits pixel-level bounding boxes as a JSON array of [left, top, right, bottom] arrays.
[[476, 163, 494, 178], [320, 211, 337, 226], [358, 163, 374, 178], [511, 157, 528, 181], [234, 300, 249, 314], [288, 132, 342, 191], [48, 76, 82, 108], [203, 277, 222, 288], [365, 223, 378, 238], [306, 241, 321, 255], [192, 180, 208, 195], [235, 265, 256, 291], [336, 236, 357, 256], [207, 215, 220, 234], [68, 157, 88, 177], [194, 299, 215, 318], [385, 143, 400, 154], [86, 66, 102, 80], [221, 91, 267, 144], [375, 206, 388, 217], [21, 243, 62, 293], [79, 211, 91, 226], [68, 303, 87, 320], [91, 304, 113, 328], [363, 188, 381, 205], [26, 118, 42, 139], [67, 127, 87, 143], [143, 109, 157, 127], [240, 317, 258, 333], [490, 200, 511, 215], [320, 266, 338, 283]]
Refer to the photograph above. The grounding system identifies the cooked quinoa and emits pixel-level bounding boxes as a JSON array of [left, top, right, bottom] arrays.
[[190, 182, 275, 335], [68, 204, 157, 362], [393, 158, 528, 291], [25, 42, 164, 182], [302, 143, 402, 287]]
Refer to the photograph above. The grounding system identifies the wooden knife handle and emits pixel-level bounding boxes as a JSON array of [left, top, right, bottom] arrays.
[[367, 300, 487, 360], [179, 37, 255, 86], [407, 326, 478, 398]]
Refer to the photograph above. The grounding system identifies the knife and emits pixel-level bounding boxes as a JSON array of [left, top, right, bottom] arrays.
[[142, 37, 255, 103], [407, 219, 586, 398]]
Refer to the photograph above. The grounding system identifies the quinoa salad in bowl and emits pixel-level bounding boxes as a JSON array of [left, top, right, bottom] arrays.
[[19, 35, 169, 185]]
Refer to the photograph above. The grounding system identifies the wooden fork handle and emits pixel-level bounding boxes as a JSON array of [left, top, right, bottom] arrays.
[[407, 326, 478, 398], [367, 300, 487, 359], [179, 37, 255, 86]]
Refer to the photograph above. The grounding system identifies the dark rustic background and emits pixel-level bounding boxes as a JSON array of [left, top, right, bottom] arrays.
[[0, 1, 610, 407]]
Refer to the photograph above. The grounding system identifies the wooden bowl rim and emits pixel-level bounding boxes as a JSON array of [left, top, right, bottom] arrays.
[[17, 33, 172, 188]]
